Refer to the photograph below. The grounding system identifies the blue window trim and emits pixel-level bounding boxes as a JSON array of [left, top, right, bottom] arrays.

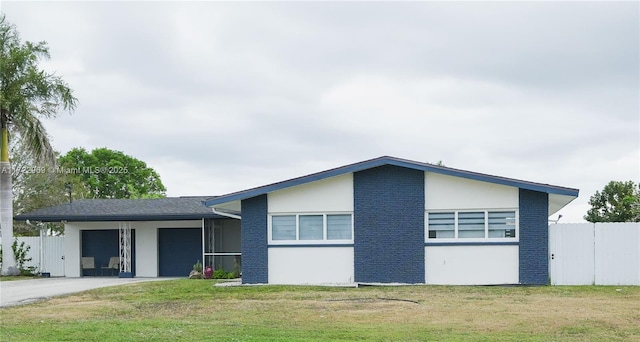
[[268, 244, 355, 248], [425, 241, 519, 247]]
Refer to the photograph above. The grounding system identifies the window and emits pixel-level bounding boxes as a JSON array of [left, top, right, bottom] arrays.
[[488, 211, 516, 238], [458, 212, 485, 238], [427, 212, 454, 239], [427, 210, 517, 240], [327, 214, 352, 240], [270, 213, 353, 242], [272, 215, 296, 240], [299, 215, 323, 240]]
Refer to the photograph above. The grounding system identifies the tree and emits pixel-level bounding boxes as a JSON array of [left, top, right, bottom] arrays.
[[0, 15, 77, 274], [58, 147, 166, 199], [11, 143, 89, 236], [584, 180, 640, 223]]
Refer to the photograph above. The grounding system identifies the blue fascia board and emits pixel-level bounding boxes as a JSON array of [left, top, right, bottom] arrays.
[[204, 156, 579, 207], [14, 213, 224, 222]]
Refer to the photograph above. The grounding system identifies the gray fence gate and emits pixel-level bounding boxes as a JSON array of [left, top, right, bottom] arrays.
[[0, 236, 65, 276], [549, 223, 640, 285]]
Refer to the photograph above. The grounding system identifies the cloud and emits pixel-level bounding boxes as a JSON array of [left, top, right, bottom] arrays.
[[2, 1, 638, 222]]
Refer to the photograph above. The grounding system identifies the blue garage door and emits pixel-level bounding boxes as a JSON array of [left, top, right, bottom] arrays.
[[158, 228, 202, 277], [81, 230, 136, 277]]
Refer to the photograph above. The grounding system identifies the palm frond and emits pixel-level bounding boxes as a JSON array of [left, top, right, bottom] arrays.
[[11, 104, 56, 165], [0, 13, 77, 164]]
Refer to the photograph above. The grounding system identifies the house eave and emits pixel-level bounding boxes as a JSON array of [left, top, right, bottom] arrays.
[[14, 213, 225, 222], [204, 156, 579, 207]]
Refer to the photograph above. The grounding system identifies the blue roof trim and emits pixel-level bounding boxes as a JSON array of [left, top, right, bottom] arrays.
[[204, 156, 579, 207], [15, 213, 223, 222]]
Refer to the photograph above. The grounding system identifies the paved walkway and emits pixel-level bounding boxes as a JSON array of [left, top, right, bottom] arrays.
[[0, 277, 168, 307]]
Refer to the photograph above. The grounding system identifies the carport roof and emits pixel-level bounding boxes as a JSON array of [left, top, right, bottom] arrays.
[[14, 196, 223, 222]]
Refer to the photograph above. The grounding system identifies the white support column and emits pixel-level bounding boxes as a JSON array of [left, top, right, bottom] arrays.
[[202, 218, 205, 270], [119, 222, 132, 277]]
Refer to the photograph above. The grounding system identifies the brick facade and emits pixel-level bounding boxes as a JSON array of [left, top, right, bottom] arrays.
[[241, 195, 268, 284], [353, 165, 425, 283], [519, 189, 549, 284]]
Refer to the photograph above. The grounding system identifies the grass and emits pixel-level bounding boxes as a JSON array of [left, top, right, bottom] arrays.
[[0, 275, 40, 281], [1, 280, 639, 341]]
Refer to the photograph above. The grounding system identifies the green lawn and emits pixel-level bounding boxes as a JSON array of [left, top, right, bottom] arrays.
[[0, 275, 41, 281], [1, 280, 639, 341]]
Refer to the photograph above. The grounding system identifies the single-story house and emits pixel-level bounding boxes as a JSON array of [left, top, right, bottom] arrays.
[[17, 156, 579, 285]]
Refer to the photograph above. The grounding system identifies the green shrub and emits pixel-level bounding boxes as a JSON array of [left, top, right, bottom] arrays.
[[192, 260, 203, 273], [12, 240, 33, 274], [213, 269, 227, 279]]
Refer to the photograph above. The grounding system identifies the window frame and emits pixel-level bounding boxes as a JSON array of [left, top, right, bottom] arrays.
[[268, 212, 354, 245], [425, 209, 518, 243]]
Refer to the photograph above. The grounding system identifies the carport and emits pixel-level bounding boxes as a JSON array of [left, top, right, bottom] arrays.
[[81, 228, 136, 277], [14, 197, 238, 278]]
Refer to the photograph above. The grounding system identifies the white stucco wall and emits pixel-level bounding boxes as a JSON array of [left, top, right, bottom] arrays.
[[268, 174, 353, 213], [135, 224, 158, 277], [425, 245, 519, 285], [425, 172, 518, 210], [64, 220, 202, 277], [63, 224, 82, 277], [268, 247, 354, 284]]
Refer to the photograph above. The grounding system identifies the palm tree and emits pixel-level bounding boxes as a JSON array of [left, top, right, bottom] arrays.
[[1, 14, 77, 274]]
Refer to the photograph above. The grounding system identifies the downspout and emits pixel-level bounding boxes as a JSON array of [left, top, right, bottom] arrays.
[[211, 207, 241, 220]]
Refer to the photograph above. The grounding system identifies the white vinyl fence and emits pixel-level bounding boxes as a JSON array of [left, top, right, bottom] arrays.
[[0, 236, 65, 276], [549, 222, 640, 285]]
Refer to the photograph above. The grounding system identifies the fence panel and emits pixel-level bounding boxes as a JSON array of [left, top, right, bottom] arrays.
[[594, 223, 640, 285], [549, 223, 595, 285], [40, 236, 65, 276], [1, 236, 65, 276]]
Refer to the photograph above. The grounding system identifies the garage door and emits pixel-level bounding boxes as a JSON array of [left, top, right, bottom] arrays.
[[158, 228, 202, 277]]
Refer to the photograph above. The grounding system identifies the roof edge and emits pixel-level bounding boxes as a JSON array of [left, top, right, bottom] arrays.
[[204, 156, 579, 207], [14, 213, 224, 222]]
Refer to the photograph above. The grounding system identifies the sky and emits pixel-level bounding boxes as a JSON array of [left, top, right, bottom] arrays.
[[1, 1, 638, 223]]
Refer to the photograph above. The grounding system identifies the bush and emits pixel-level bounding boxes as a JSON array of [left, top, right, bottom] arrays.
[[13, 240, 34, 275], [192, 260, 203, 273], [212, 269, 239, 279], [213, 269, 227, 279]]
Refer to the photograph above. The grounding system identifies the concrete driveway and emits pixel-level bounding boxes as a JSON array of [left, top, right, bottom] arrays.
[[0, 277, 169, 307]]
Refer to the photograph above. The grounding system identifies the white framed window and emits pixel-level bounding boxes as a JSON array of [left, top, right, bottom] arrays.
[[427, 212, 455, 239], [488, 211, 517, 238], [269, 213, 353, 244], [427, 210, 517, 241], [272, 215, 296, 240], [458, 211, 486, 238]]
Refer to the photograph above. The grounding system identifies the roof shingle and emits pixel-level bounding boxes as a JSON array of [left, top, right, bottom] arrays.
[[15, 196, 222, 222]]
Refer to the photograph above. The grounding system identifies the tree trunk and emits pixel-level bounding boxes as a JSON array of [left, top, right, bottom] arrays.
[[1, 120, 17, 275]]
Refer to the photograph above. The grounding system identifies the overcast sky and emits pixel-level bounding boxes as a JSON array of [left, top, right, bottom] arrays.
[[2, 1, 638, 223]]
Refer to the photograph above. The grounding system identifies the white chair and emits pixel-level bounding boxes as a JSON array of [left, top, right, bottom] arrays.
[[102, 257, 120, 276], [81, 257, 96, 276]]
